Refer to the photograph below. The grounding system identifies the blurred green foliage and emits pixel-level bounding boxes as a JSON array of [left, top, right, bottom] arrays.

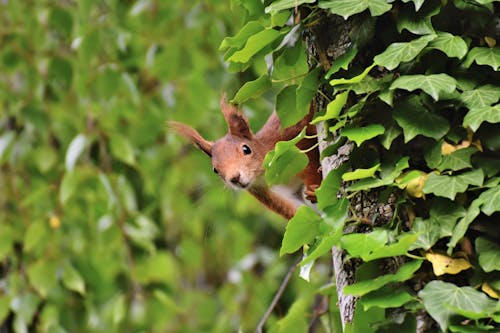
[[0, 1, 315, 332]]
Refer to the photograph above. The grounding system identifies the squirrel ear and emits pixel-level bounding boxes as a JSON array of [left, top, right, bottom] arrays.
[[168, 121, 213, 157], [220, 93, 253, 139]]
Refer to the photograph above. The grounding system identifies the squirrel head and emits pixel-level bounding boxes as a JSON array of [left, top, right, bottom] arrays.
[[169, 94, 269, 190]]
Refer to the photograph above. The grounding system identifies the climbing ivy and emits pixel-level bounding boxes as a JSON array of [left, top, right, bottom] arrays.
[[224, 0, 500, 331]]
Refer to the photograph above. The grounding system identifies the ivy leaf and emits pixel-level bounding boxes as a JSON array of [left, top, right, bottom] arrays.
[[269, 299, 309, 333], [374, 34, 436, 70], [265, 0, 315, 14], [477, 185, 500, 216], [272, 43, 308, 82], [423, 169, 484, 200], [344, 260, 422, 296], [264, 130, 309, 185], [276, 85, 299, 128], [220, 21, 263, 51], [428, 32, 468, 59], [227, 28, 281, 63], [318, 0, 392, 19], [393, 96, 449, 142], [341, 229, 388, 259], [390, 73, 457, 101], [348, 157, 409, 191], [464, 47, 500, 71], [419, 280, 498, 332], [463, 105, 500, 132], [460, 84, 500, 109], [341, 230, 417, 261], [341, 124, 385, 147], [397, 3, 439, 35], [329, 63, 375, 86], [447, 198, 481, 253], [311, 92, 348, 124], [301, 199, 349, 265], [401, 0, 426, 11], [280, 206, 321, 256], [315, 164, 348, 210], [342, 163, 380, 181], [425, 252, 472, 276], [361, 286, 414, 310], [232, 74, 271, 104], [476, 238, 500, 272], [437, 147, 477, 171], [324, 46, 358, 79]]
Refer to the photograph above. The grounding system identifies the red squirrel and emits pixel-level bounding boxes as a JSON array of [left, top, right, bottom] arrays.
[[169, 94, 322, 219]]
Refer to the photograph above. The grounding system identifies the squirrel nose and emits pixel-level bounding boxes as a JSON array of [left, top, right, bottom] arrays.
[[230, 174, 241, 186]]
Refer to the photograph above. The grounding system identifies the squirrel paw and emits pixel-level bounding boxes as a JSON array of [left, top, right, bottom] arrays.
[[304, 185, 319, 203]]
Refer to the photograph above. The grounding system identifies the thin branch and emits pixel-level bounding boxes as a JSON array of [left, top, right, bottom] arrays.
[[255, 258, 301, 333]]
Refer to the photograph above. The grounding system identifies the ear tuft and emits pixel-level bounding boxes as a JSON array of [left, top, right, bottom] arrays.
[[220, 93, 253, 139], [167, 121, 213, 157]]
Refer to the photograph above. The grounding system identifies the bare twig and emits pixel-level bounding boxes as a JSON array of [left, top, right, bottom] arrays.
[[255, 258, 301, 333]]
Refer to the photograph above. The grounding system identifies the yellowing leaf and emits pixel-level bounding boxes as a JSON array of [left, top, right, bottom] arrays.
[[406, 172, 428, 198], [425, 252, 472, 276], [441, 140, 471, 155], [481, 283, 499, 299], [484, 36, 496, 48]]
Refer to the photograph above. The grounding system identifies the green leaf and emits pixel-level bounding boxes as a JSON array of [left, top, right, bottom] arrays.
[[110, 134, 136, 166], [390, 73, 457, 101], [27, 260, 58, 298], [401, 0, 426, 11], [220, 21, 264, 50], [329, 63, 375, 86], [460, 84, 500, 109], [10, 293, 41, 323], [396, 4, 438, 35], [347, 157, 409, 191], [476, 238, 500, 272], [463, 105, 500, 132], [344, 260, 422, 296], [62, 262, 86, 295], [428, 32, 468, 59], [272, 43, 308, 82], [311, 91, 348, 124], [227, 28, 281, 63], [232, 75, 272, 104], [423, 169, 484, 200], [477, 185, 500, 216], [0, 225, 14, 261], [410, 198, 465, 250], [437, 147, 477, 171], [318, 0, 392, 19], [341, 124, 385, 147], [393, 96, 449, 142], [315, 164, 348, 210], [23, 221, 49, 255], [341, 229, 388, 260], [363, 233, 418, 261], [296, 68, 320, 121], [342, 163, 380, 181], [381, 124, 402, 149], [264, 133, 309, 185], [324, 46, 358, 79], [59, 170, 79, 205], [280, 206, 321, 256], [301, 199, 349, 265], [361, 286, 414, 310], [419, 280, 498, 332], [464, 47, 500, 71], [374, 34, 436, 70], [276, 85, 298, 128], [447, 198, 481, 253], [265, 0, 315, 14]]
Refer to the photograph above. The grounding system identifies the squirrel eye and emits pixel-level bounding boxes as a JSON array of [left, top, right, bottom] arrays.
[[242, 144, 252, 155], [213, 167, 218, 174]]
